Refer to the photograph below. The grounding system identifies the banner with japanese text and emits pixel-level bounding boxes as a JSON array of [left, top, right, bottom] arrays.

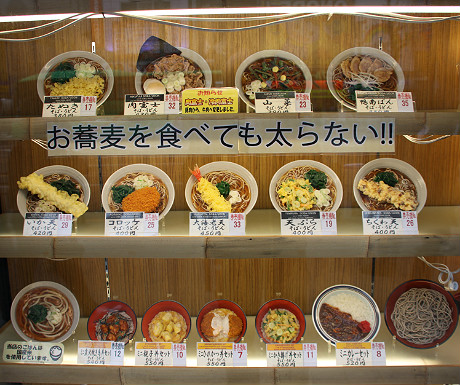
[[46, 117, 395, 156]]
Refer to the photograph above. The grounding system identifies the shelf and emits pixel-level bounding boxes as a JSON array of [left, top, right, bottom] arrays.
[[1, 207, 459, 259], [0, 111, 459, 141], [1, 315, 459, 385]]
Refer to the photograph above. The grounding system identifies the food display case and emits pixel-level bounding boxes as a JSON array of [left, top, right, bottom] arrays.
[[1, 0, 460, 384]]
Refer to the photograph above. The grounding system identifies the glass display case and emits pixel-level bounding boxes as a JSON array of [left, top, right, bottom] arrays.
[[1, 1, 460, 384]]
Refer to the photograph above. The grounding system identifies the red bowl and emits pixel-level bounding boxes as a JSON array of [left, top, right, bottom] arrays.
[[384, 279, 458, 349], [87, 300, 137, 344], [255, 299, 306, 343], [196, 299, 247, 343], [141, 300, 191, 342]]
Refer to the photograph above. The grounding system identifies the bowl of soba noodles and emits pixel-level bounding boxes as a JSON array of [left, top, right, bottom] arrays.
[[185, 161, 258, 215], [327, 47, 404, 111], [235, 50, 312, 108], [101, 164, 175, 220], [16, 165, 91, 218], [11, 281, 80, 343], [269, 160, 343, 213], [385, 279, 458, 349], [353, 158, 426, 213], [37, 50, 114, 107]]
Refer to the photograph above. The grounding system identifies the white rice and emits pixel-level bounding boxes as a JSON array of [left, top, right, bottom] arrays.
[[324, 292, 375, 325]]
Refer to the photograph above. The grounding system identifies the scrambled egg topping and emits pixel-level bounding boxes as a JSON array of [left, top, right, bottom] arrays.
[[197, 178, 231, 212], [18, 173, 88, 218], [358, 179, 418, 211], [277, 178, 332, 211], [262, 308, 300, 343]]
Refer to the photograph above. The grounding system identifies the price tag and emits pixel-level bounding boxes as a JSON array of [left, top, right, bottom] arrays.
[[134, 342, 186, 366], [254, 91, 296, 113], [144, 213, 159, 236], [189, 212, 230, 236], [124, 94, 165, 115], [302, 343, 317, 367], [23, 213, 73, 236], [232, 343, 247, 367], [336, 342, 372, 366], [229, 213, 246, 236], [197, 342, 241, 367], [165, 94, 180, 114], [281, 211, 337, 235], [396, 92, 414, 112], [266, 344, 304, 367], [371, 342, 386, 366], [105, 212, 144, 236], [295, 93, 312, 112], [42, 96, 96, 117], [362, 211, 418, 235], [77, 341, 124, 365], [355, 91, 398, 113], [3, 341, 64, 364]]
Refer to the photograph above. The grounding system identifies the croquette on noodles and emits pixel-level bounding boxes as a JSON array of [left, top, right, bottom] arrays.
[[122, 186, 161, 212]]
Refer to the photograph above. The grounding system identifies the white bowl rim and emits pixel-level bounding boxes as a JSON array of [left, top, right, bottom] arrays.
[[101, 163, 175, 220], [269, 159, 343, 213], [36, 50, 114, 107], [184, 161, 258, 215]]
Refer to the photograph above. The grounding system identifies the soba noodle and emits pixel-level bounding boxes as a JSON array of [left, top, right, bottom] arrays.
[[108, 172, 168, 214], [275, 166, 336, 211], [16, 287, 73, 341], [390, 288, 453, 345], [191, 170, 251, 213]]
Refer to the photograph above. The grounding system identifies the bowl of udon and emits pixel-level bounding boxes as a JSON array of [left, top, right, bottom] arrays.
[[37, 50, 114, 107], [327, 47, 404, 111], [384, 279, 458, 349], [11, 281, 80, 343], [197, 299, 247, 343], [255, 299, 306, 344], [101, 164, 174, 220], [16, 165, 91, 218], [235, 50, 312, 108], [353, 158, 426, 213], [142, 300, 191, 343], [185, 161, 258, 215], [87, 300, 137, 344], [135, 47, 212, 95], [312, 285, 380, 346], [269, 160, 343, 213]]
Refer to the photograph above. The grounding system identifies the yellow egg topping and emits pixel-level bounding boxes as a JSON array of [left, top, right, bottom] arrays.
[[262, 308, 300, 343]]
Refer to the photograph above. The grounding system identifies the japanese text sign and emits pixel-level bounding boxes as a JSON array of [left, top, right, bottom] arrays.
[[356, 91, 414, 113], [182, 88, 239, 114], [3, 341, 64, 364], [23, 213, 72, 236], [47, 117, 395, 156], [281, 211, 337, 235], [105, 212, 159, 236], [196, 342, 247, 367], [362, 211, 418, 235], [189, 212, 246, 236], [336, 342, 386, 366], [255, 91, 296, 113], [267, 343, 317, 367], [134, 342, 186, 366], [77, 341, 124, 365], [43, 96, 96, 117], [124, 94, 165, 115]]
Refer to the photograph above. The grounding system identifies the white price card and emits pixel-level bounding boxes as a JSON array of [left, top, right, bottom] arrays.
[[232, 343, 248, 367], [3, 341, 64, 364], [144, 213, 159, 236], [229, 213, 246, 236], [165, 94, 180, 114], [362, 211, 418, 235], [396, 92, 414, 112], [124, 94, 165, 115], [189, 212, 230, 236], [371, 342, 386, 366], [295, 93, 312, 112], [135, 342, 186, 366], [356, 91, 398, 113], [266, 344, 305, 367], [197, 342, 239, 367], [255, 91, 296, 113], [281, 211, 337, 235], [42, 95, 96, 117], [336, 342, 385, 366], [302, 343, 318, 367], [105, 212, 144, 236], [23, 213, 73, 236], [77, 341, 124, 365]]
